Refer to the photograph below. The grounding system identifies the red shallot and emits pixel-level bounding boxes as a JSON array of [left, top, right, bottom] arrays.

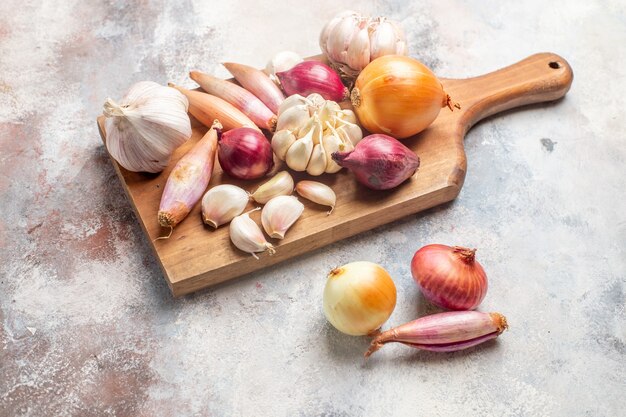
[[217, 127, 274, 180], [276, 61, 348, 102], [158, 120, 221, 230], [411, 245, 488, 310], [331, 134, 420, 190], [365, 311, 508, 357]]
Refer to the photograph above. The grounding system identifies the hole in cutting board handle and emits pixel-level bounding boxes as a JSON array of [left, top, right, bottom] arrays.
[[549, 61, 561, 69]]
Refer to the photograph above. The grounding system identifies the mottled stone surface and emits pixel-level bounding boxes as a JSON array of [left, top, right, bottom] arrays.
[[1, 1, 624, 416]]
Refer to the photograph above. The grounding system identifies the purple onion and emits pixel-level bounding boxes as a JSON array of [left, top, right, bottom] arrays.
[[276, 61, 348, 102], [217, 127, 274, 180], [332, 134, 420, 190]]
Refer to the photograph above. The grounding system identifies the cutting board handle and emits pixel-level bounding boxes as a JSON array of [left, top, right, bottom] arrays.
[[452, 52, 574, 129]]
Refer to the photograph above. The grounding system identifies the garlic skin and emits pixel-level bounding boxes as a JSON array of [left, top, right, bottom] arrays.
[[261, 196, 304, 239], [295, 181, 336, 214], [250, 171, 294, 204], [103, 81, 191, 173], [230, 208, 275, 259], [320, 11, 408, 77], [201, 184, 249, 228], [266, 51, 303, 85], [271, 93, 362, 175]]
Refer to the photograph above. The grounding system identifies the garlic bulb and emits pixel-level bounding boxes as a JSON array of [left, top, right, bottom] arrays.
[[319, 11, 408, 78], [271, 93, 362, 175], [230, 208, 275, 259], [250, 171, 294, 204], [103, 81, 192, 173], [202, 184, 249, 228], [266, 51, 303, 85], [261, 196, 304, 239]]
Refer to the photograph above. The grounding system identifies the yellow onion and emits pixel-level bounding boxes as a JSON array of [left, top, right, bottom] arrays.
[[323, 261, 397, 336], [350, 55, 456, 139]]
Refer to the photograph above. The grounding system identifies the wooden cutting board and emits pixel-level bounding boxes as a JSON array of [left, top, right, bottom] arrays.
[[97, 52, 573, 297]]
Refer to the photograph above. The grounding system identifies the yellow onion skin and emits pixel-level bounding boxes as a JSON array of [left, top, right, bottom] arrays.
[[351, 55, 448, 139], [323, 261, 397, 336]]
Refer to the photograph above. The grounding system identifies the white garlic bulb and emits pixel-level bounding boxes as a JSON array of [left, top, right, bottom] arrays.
[[319, 11, 408, 77], [261, 196, 304, 239], [103, 81, 192, 173], [271, 93, 362, 175]]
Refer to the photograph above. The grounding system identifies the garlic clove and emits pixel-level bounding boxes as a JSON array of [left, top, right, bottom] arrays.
[[339, 109, 358, 125], [395, 40, 408, 56], [318, 100, 342, 126], [295, 180, 337, 214], [346, 27, 371, 71], [276, 104, 311, 132], [278, 94, 309, 116], [335, 118, 363, 146], [201, 184, 249, 228], [230, 208, 275, 259], [369, 20, 398, 60], [285, 134, 313, 171], [306, 143, 327, 176], [328, 15, 360, 61], [306, 93, 327, 110], [261, 196, 304, 239], [320, 10, 357, 55], [271, 129, 297, 161], [322, 133, 344, 173], [250, 171, 294, 204]]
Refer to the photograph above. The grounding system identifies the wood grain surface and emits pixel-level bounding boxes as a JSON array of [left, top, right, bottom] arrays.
[[97, 52, 573, 296]]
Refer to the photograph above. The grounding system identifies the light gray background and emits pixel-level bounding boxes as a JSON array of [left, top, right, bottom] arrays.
[[1, 1, 624, 416]]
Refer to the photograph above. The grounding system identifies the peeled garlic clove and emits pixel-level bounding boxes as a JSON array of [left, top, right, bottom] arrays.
[[306, 143, 327, 176], [370, 19, 398, 60], [201, 184, 249, 228], [285, 126, 315, 171], [271, 129, 296, 161], [346, 27, 371, 71], [276, 104, 311, 132], [295, 181, 337, 214], [261, 196, 304, 239], [230, 208, 275, 259], [322, 133, 343, 173], [251, 171, 294, 204]]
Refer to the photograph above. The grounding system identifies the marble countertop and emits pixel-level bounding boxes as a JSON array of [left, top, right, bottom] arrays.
[[1, 1, 624, 415]]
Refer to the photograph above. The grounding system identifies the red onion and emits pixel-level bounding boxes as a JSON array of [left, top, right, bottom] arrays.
[[411, 245, 488, 310], [217, 127, 274, 180], [276, 61, 348, 102], [331, 134, 420, 190], [365, 311, 507, 357]]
